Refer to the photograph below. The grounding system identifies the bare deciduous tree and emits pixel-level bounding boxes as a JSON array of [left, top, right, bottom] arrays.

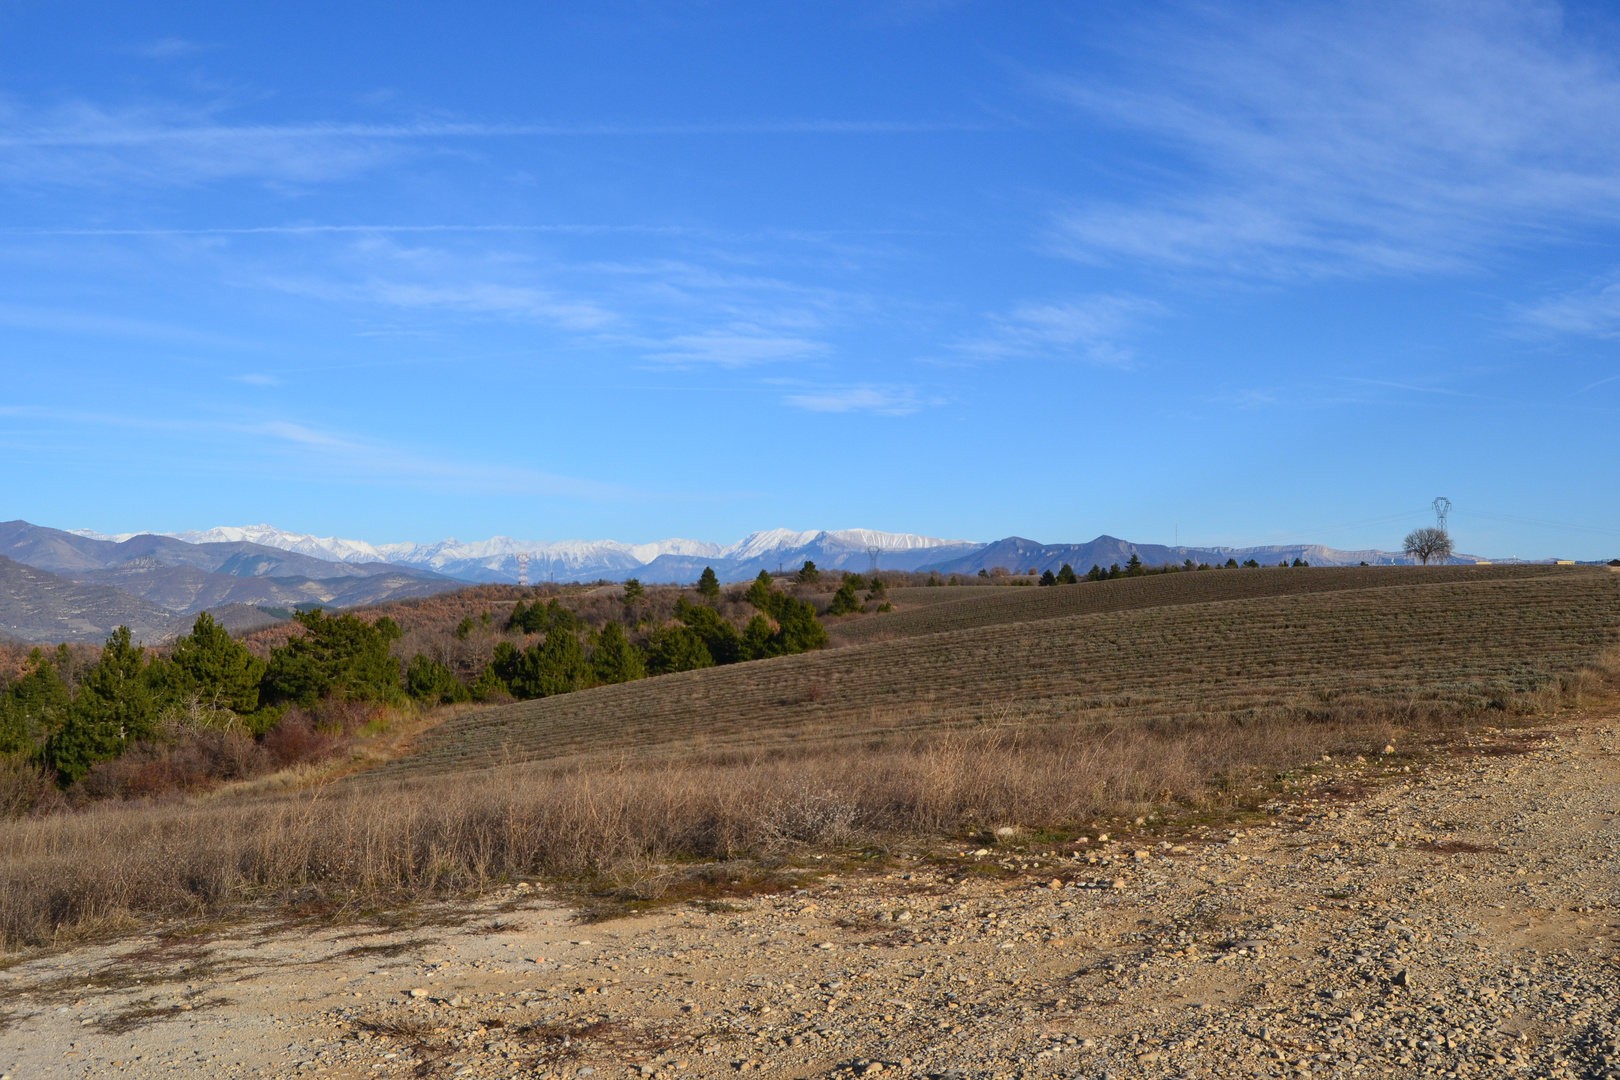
[[1403, 527, 1454, 565]]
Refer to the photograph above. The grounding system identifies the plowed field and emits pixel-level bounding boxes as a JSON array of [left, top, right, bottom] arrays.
[[830, 564, 1573, 645], [367, 566, 1620, 778]]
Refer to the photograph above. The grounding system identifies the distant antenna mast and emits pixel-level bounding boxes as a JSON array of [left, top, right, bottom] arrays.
[[516, 552, 530, 587], [867, 545, 881, 575], [1432, 497, 1451, 531]]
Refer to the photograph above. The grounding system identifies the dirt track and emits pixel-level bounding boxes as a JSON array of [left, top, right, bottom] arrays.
[[7, 715, 1620, 1080]]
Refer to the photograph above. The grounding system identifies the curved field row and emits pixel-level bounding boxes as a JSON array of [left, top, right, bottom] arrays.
[[363, 569, 1620, 779], [829, 564, 1572, 646]]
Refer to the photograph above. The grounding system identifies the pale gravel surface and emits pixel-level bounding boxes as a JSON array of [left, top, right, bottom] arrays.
[[6, 717, 1620, 1080]]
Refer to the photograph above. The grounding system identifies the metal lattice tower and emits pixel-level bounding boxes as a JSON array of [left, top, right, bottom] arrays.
[[516, 553, 530, 587], [1432, 497, 1451, 531], [868, 546, 881, 576]]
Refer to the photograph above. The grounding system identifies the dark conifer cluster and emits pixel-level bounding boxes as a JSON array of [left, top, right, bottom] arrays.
[[0, 565, 842, 794], [0, 609, 402, 785]]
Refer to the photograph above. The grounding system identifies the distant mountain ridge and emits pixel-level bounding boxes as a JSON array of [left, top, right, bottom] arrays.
[[64, 522, 1497, 585], [0, 555, 179, 643], [0, 518, 1520, 642], [919, 536, 1490, 576], [2, 521, 461, 619], [69, 524, 981, 584]]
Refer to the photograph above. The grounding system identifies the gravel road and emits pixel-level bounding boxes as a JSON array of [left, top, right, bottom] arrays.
[[7, 717, 1619, 1080]]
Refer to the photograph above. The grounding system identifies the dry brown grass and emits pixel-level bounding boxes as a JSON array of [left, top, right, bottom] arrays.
[[0, 711, 1418, 948]]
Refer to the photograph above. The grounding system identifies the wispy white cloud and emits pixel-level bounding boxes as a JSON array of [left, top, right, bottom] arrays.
[[866, 0, 980, 28], [5, 223, 704, 239], [0, 404, 633, 499], [131, 38, 211, 59], [233, 373, 280, 386], [0, 300, 265, 349], [0, 101, 404, 187], [288, 279, 615, 330], [1521, 277, 1620, 338], [1043, 2, 1620, 276], [958, 293, 1163, 365], [0, 102, 977, 190], [253, 233, 617, 330], [650, 328, 829, 367], [782, 384, 939, 416]]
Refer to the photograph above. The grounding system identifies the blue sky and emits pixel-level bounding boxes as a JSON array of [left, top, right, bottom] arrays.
[[2, 1, 1619, 559]]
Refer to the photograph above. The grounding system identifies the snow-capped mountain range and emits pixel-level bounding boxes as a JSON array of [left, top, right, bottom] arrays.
[[68, 525, 981, 583], [63, 522, 1521, 589]]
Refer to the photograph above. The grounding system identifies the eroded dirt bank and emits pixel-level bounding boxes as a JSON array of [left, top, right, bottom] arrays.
[[7, 718, 1620, 1080]]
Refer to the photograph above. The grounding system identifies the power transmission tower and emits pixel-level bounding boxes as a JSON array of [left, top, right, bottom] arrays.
[[1432, 497, 1451, 531], [868, 546, 881, 576], [516, 553, 530, 587]]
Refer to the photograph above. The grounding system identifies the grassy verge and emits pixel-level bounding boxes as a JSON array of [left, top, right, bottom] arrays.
[[4, 652, 1614, 949]]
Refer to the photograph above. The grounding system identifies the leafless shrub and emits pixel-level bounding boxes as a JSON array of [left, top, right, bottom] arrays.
[[0, 755, 62, 819], [758, 784, 860, 845]]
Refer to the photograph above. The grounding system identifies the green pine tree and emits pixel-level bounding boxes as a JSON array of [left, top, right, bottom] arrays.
[[591, 622, 647, 684], [45, 627, 158, 784], [741, 615, 776, 660], [260, 610, 404, 708], [1038, 569, 1058, 586], [508, 628, 591, 698], [645, 625, 715, 675], [796, 560, 820, 584], [1056, 563, 1077, 585], [0, 649, 71, 755], [505, 599, 530, 632], [676, 597, 743, 664], [406, 654, 470, 704], [621, 578, 645, 605], [771, 596, 829, 654], [161, 612, 269, 719], [542, 599, 581, 634], [472, 658, 512, 701], [746, 569, 775, 610], [697, 566, 721, 601], [828, 579, 863, 615], [1126, 554, 1145, 577]]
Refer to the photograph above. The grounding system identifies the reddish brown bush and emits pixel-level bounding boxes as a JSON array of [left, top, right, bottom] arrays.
[[73, 728, 272, 802], [262, 713, 345, 769]]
